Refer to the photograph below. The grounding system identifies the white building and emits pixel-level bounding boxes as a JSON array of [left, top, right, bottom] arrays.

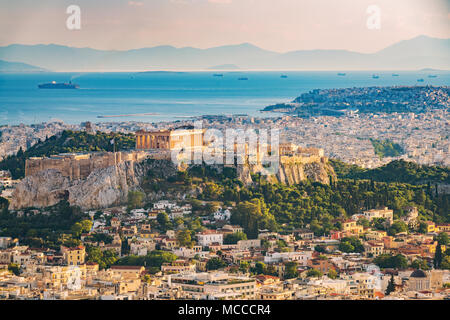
[[153, 200, 177, 210], [363, 207, 394, 226], [213, 208, 231, 221], [196, 230, 223, 247], [130, 240, 156, 256], [264, 251, 312, 265]]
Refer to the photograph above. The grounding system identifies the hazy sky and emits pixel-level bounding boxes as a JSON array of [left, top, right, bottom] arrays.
[[0, 0, 449, 53]]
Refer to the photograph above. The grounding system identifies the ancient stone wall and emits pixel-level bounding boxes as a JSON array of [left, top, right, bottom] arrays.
[[25, 151, 149, 180]]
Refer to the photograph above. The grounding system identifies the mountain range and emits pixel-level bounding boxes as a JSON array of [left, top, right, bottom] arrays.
[[0, 59, 47, 72], [0, 35, 448, 72]]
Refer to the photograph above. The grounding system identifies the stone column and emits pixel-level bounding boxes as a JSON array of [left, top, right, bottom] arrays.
[[146, 135, 150, 149]]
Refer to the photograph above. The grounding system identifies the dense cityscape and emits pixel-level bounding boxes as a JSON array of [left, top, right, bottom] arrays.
[[0, 85, 449, 301], [0, 0, 449, 307]]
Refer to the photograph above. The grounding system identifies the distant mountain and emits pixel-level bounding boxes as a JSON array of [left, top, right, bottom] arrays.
[[207, 64, 240, 70], [0, 59, 47, 72], [0, 36, 448, 71], [419, 68, 443, 72]]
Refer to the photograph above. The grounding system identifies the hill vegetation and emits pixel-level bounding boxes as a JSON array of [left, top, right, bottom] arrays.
[[330, 159, 449, 185], [142, 163, 449, 237], [370, 139, 404, 158]]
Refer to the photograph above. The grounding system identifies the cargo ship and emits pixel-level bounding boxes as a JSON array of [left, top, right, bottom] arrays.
[[38, 81, 79, 89]]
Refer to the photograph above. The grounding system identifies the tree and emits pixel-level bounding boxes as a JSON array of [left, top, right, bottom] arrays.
[[284, 262, 298, 279], [306, 268, 323, 278], [265, 264, 277, 276], [418, 222, 428, 234], [374, 254, 408, 269], [0, 197, 9, 211], [410, 259, 430, 271], [173, 217, 184, 228], [388, 221, 408, 236], [314, 245, 327, 253], [63, 238, 82, 247], [437, 232, 449, 246], [115, 250, 177, 272], [393, 219, 411, 233], [206, 257, 226, 271], [8, 263, 20, 276], [239, 261, 250, 273], [87, 247, 118, 270], [142, 274, 152, 283], [176, 229, 192, 247], [231, 199, 277, 239], [441, 256, 450, 270], [339, 237, 364, 253], [71, 219, 92, 237], [127, 190, 145, 210], [339, 242, 355, 253], [190, 199, 204, 213], [223, 231, 247, 245], [254, 261, 266, 275], [385, 274, 395, 296], [357, 218, 370, 228], [204, 202, 220, 215], [327, 269, 338, 279], [157, 212, 171, 231], [372, 218, 387, 231], [434, 244, 443, 269]]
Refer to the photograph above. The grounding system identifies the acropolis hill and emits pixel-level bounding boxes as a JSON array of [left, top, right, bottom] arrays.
[[13, 128, 335, 209], [25, 151, 149, 180]]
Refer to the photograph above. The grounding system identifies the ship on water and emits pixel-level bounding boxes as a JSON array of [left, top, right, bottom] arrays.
[[280, 75, 288, 78], [38, 81, 79, 89], [337, 73, 346, 76], [372, 74, 380, 79], [238, 77, 248, 80]]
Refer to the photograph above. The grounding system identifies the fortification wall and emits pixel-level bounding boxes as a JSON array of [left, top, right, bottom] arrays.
[[25, 151, 149, 180]]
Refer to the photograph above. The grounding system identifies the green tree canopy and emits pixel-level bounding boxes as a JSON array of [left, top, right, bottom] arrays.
[[206, 257, 227, 271], [223, 231, 248, 245], [306, 268, 323, 278]]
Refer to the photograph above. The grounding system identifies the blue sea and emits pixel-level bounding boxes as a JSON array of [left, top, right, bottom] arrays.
[[0, 71, 449, 125]]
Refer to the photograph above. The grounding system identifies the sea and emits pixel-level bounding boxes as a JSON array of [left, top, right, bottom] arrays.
[[0, 71, 449, 125]]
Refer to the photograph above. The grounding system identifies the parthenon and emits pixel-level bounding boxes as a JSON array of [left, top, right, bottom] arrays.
[[135, 128, 205, 151]]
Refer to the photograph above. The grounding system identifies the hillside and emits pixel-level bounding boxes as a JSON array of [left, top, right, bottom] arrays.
[[263, 86, 450, 116], [330, 159, 450, 185], [0, 59, 47, 72]]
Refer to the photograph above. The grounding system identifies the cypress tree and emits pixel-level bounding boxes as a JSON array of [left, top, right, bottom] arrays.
[[385, 274, 395, 296], [434, 244, 442, 269]]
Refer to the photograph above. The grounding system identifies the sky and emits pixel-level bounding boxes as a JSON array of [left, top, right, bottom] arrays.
[[0, 0, 449, 53]]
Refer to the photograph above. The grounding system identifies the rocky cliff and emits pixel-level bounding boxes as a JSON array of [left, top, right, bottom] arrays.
[[11, 159, 180, 210], [11, 157, 336, 210], [237, 156, 336, 185]]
